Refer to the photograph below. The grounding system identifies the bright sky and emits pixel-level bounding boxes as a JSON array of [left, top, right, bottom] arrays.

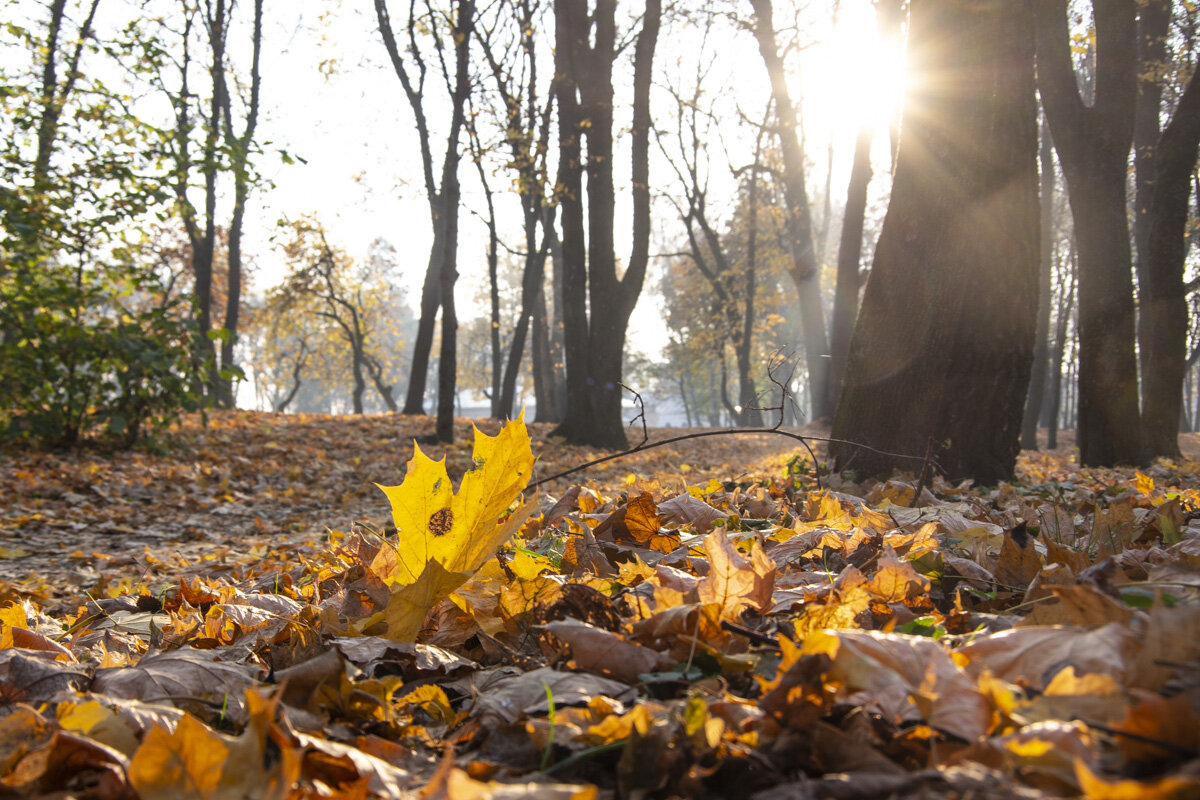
[[241, 0, 905, 360], [6, 0, 906, 363]]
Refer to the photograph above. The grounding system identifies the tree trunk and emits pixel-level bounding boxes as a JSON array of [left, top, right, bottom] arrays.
[[196, 0, 228, 403], [434, 0, 473, 442], [436, 259, 458, 441], [351, 344, 366, 415], [530, 282, 552, 419], [214, 0, 262, 410], [829, 121, 873, 410], [1047, 244, 1076, 451], [748, 0, 831, 421], [483, 177, 503, 418], [550, 0, 661, 449], [376, 0, 473, 420], [1139, 62, 1200, 457], [1133, 0, 1169, 272], [534, 205, 566, 423], [364, 353, 399, 412], [499, 224, 551, 419], [1021, 114, 1056, 448], [403, 240, 442, 415], [830, 0, 1039, 484], [1034, 0, 1142, 466], [274, 342, 309, 413]]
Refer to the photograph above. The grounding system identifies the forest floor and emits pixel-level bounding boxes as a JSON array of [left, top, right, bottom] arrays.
[[0, 412, 824, 598], [0, 411, 1198, 799]]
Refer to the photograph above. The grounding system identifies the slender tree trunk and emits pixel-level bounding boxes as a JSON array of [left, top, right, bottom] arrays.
[[534, 206, 566, 422], [530, 282, 552, 419], [351, 344, 366, 414], [831, 0, 1039, 484], [437, 258, 458, 441], [215, 0, 262, 410], [739, 141, 762, 427], [748, 0, 831, 420], [195, 0, 228, 402], [1047, 245, 1076, 450], [403, 241, 442, 415], [499, 223, 551, 419], [483, 181, 503, 418], [376, 0, 473, 420], [433, 0, 473, 443], [1021, 114, 1056, 448], [829, 121, 873, 409], [274, 342, 309, 413], [1035, 0, 1142, 466], [364, 353, 399, 412], [678, 374, 692, 427]]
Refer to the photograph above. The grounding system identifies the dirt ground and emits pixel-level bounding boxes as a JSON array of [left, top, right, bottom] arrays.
[[0, 413, 817, 599], [1, 411, 1195, 604]]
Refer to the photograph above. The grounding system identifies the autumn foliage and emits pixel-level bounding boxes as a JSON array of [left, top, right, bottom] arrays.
[[0, 412, 1198, 798]]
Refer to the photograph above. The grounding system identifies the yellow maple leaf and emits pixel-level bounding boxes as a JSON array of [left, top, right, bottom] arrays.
[[365, 417, 535, 640]]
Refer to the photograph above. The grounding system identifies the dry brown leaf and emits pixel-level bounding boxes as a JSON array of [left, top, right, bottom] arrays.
[[697, 529, 775, 619], [542, 618, 666, 683]]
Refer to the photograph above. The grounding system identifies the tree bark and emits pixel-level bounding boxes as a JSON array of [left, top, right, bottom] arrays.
[[1133, 0, 1169, 273], [1034, 0, 1142, 466], [1139, 60, 1200, 457], [1021, 114, 1056, 449], [376, 0, 473, 421], [215, 0, 263, 410], [550, 0, 661, 449], [830, 0, 1039, 484], [748, 0, 831, 421], [829, 121, 873, 410]]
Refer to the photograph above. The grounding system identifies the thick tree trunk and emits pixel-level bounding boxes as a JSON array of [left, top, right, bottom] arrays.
[[1035, 0, 1142, 466], [1140, 63, 1200, 458], [550, 0, 660, 449], [829, 122, 873, 409], [830, 0, 1039, 484], [1021, 115, 1056, 448], [551, 0, 589, 438]]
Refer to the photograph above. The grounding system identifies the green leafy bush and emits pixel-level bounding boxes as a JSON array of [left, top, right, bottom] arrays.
[[0, 264, 200, 448]]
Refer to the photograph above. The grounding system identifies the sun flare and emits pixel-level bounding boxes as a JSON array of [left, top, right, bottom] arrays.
[[805, 2, 907, 132]]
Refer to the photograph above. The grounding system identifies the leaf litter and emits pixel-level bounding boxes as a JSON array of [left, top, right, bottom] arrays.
[[0, 412, 1198, 798]]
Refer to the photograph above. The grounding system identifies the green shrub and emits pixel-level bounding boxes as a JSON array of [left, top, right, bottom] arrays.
[[0, 264, 201, 448]]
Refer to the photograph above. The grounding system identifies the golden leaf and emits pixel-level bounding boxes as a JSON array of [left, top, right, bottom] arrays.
[[366, 417, 534, 640], [128, 713, 228, 800]]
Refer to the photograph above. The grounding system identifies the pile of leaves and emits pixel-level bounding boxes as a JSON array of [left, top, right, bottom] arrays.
[[0, 413, 1198, 799]]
